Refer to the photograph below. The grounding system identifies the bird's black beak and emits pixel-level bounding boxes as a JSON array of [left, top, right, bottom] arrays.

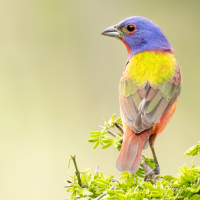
[[101, 25, 123, 39]]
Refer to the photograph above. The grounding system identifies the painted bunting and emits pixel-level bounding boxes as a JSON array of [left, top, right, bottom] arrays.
[[101, 16, 182, 177]]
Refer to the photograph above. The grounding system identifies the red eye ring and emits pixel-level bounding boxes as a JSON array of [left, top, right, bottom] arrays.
[[126, 24, 136, 34]]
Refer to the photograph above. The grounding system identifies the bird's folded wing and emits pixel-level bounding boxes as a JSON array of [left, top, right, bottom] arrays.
[[120, 64, 182, 134]]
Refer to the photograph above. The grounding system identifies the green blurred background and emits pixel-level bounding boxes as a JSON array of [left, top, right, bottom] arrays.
[[0, 0, 200, 199]]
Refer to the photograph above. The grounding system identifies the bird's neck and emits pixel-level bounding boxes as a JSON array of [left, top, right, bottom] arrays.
[[122, 37, 174, 61], [125, 50, 176, 87]]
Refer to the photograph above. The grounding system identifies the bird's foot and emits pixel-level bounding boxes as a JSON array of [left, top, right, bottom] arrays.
[[144, 165, 160, 182]]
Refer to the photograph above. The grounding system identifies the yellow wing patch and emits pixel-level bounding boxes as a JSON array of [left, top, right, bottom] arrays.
[[125, 51, 176, 86]]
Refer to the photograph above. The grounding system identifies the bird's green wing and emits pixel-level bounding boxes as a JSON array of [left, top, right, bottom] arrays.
[[119, 64, 181, 134]]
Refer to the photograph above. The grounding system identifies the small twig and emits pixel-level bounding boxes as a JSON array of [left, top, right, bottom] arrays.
[[197, 177, 200, 185], [113, 122, 124, 135], [140, 155, 160, 184], [64, 185, 72, 188], [64, 180, 73, 188], [71, 155, 83, 187], [94, 185, 115, 200], [95, 165, 99, 174], [108, 130, 117, 138], [99, 125, 117, 138]]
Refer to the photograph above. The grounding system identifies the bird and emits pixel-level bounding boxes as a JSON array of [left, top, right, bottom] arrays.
[[101, 16, 182, 177]]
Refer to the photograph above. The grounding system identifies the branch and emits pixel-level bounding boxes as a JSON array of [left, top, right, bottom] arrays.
[[64, 179, 73, 188], [71, 155, 83, 187], [94, 185, 115, 200], [140, 155, 153, 173], [140, 155, 160, 184], [113, 122, 124, 135]]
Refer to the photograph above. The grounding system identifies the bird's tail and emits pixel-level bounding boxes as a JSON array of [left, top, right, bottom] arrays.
[[116, 127, 152, 174]]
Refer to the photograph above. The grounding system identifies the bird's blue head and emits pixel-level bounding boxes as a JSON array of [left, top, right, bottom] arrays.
[[102, 16, 173, 59]]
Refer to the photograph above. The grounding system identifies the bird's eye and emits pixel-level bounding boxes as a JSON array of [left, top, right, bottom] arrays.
[[126, 24, 136, 34]]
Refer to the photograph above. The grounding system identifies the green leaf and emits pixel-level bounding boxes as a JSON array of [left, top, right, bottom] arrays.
[[80, 174, 87, 185], [188, 185, 200, 193], [184, 144, 200, 157], [115, 117, 122, 123], [190, 194, 200, 200], [102, 138, 113, 143], [82, 188, 93, 196], [108, 113, 116, 126], [90, 131, 101, 137], [93, 142, 99, 149], [70, 190, 76, 199], [135, 168, 145, 178], [88, 137, 99, 142], [112, 142, 119, 149], [145, 158, 155, 169], [68, 157, 72, 169], [101, 129, 108, 135], [88, 114, 123, 151], [102, 143, 112, 149], [80, 169, 91, 186], [162, 175, 174, 182]]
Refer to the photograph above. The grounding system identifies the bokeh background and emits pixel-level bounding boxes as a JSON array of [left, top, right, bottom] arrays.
[[0, 0, 200, 199]]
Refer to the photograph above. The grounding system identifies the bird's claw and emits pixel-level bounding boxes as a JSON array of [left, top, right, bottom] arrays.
[[144, 165, 160, 181]]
